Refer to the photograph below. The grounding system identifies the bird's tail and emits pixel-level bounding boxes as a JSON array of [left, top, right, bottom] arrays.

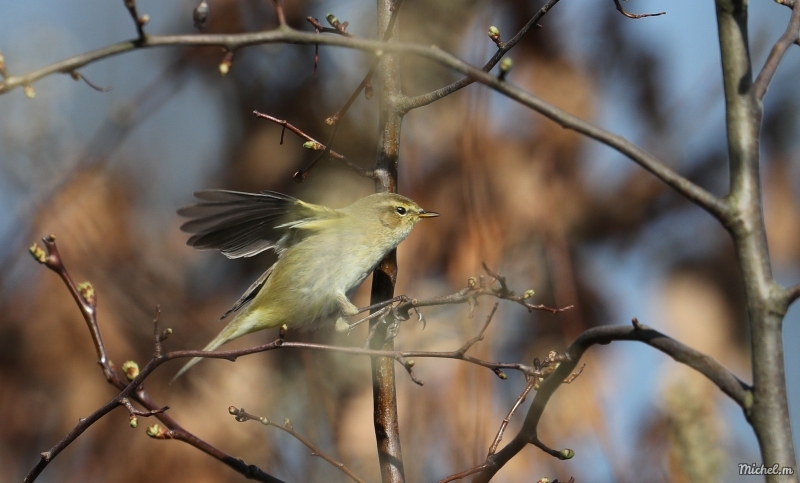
[[170, 312, 255, 383]]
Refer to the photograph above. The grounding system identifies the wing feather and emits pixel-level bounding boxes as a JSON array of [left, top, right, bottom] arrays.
[[178, 189, 341, 259]]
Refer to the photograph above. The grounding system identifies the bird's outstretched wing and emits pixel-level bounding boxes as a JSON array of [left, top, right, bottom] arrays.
[[178, 189, 342, 259]]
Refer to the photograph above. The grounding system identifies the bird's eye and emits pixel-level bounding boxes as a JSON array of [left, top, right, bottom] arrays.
[[395, 206, 407, 216]]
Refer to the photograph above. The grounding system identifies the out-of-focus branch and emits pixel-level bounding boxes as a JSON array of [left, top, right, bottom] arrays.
[[271, 0, 286, 27], [27, 236, 284, 483], [785, 284, 800, 305], [612, 0, 666, 19], [0, 14, 729, 224], [296, 3, 403, 182], [438, 354, 582, 483], [252, 111, 376, 180], [754, 0, 800, 100], [471, 318, 752, 483], [400, 0, 561, 112], [487, 380, 537, 456], [437, 464, 491, 483], [123, 0, 148, 41], [229, 407, 366, 483]]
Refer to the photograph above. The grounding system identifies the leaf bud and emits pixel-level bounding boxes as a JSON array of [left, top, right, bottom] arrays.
[[121, 360, 140, 381]]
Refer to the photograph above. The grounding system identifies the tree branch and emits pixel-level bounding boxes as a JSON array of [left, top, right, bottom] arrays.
[[717, 1, 797, 479], [252, 111, 376, 180], [753, 0, 800, 100], [367, 1, 408, 481], [229, 407, 365, 483], [27, 236, 284, 483], [0, 22, 729, 224], [123, 0, 147, 41], [785, 284, 800, 305], [400, 0, 562, 112], [471, 319, 752, 483], [612, 0, 665, 19]]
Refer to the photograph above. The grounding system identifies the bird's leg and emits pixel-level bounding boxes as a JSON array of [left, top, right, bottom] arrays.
[[334, 291, 364, 333], [335, 305, 392, 333], [354, 294, 410, 314]]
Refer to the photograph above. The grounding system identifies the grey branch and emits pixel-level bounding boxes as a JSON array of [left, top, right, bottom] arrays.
[[471, 319, 751, 483], [1, 25, 730, 223], [753, 0, 800, 100]]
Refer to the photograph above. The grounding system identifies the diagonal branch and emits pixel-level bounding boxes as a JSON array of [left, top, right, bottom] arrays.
[[296, 1, 403, 182], [753, 0, 800, 100], [400, 0, 561, 112], [471, 318, 752, 483], [229, 407, 366, 483], [27, 236, 284, 483], [252, 111, 376, 180], [0, 29, 730, 223]]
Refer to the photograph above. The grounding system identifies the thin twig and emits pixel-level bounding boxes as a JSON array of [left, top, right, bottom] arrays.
[[252, 111, 376, 179], [29, 236, 112, 378], [389, 264, 573, 319], [123, 0, 147, 41], [753, 0, 800, 100], [26, 236, 284, 483], [457, 303, 499, 356], [612, 0, 666, 19], [297, 1, 403, 181], [400, 0, 562, 112], [471, 318, 752, 483], [487, 379, 536, 456], [307, 17, 341, 36], [436, 463, 491, 483], [230, 407, 366, 483], [70, 71, 112, 92], [272, 0, 286, 27]]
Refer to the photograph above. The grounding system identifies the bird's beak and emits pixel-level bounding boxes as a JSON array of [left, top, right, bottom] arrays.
[[418, 210, 440, 218]]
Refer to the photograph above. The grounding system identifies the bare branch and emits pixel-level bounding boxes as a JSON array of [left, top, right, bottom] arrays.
[[472, 319, 752, 482], [229, 407, 366, 483], [29, 236, 112, 378], [272, 0, 286, 27], [23, 397, 122, 483], [70, 70, 112, 92], [612, 0, 666, 19], [786, 284, 800, 305], [0, 20, 731, 223], [437, 463, 491, 483], [754, 0, 800, 100], [487, 379, 536, 456], [400, 0, 562, 112], [252, 111, 376, 180], [297, 2, 403, 182], [26, 237, 284, 483], [122, 0, 147, 41]]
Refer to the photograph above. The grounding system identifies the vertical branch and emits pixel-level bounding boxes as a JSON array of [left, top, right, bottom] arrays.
[[369, 1, 405, 483], [715, 0, 797, 480]]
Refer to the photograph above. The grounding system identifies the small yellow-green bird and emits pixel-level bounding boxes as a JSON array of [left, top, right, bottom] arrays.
[[173, 190, 438, 380]]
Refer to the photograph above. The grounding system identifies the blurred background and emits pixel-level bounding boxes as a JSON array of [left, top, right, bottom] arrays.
[[1, 0, 799, 482]]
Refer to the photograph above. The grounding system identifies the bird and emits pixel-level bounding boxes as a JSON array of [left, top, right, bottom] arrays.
[[172, 189, 438, 380]]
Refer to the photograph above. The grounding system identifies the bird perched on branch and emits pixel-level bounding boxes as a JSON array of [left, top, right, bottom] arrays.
[[172, 190, 438, 380]]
